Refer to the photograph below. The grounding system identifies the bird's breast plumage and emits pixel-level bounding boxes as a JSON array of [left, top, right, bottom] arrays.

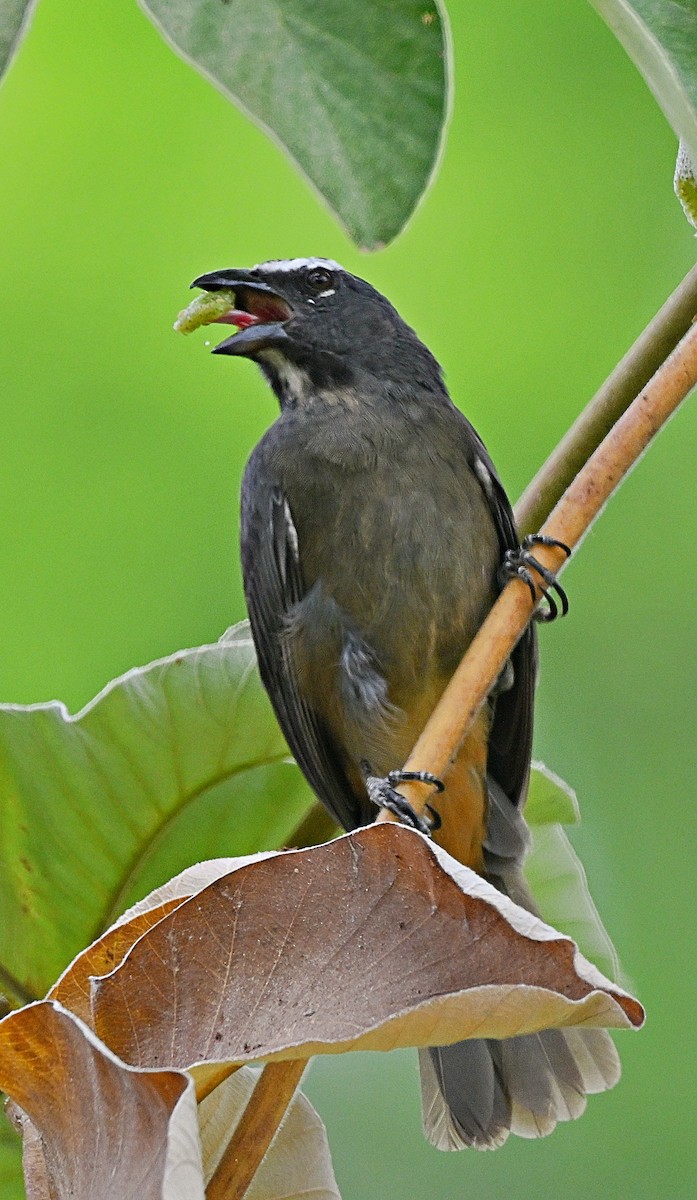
[[249, 396, 500, 696]]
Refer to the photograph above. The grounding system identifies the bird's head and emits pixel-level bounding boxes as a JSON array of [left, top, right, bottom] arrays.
[[189, 257, 444, 406]]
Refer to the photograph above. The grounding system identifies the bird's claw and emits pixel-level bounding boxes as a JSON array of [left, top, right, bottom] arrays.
[[500, 535, 571, 622], [361, 762, 443, 835], [387, 768, 445, 794]]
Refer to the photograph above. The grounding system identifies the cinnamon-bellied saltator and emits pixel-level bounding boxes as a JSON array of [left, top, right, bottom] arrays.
[[190, 257, 617, 1150]]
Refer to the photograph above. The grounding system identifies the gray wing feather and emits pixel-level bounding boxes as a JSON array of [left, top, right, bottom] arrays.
[[465, 422, 537, 808], [241, 467, 358, 829]]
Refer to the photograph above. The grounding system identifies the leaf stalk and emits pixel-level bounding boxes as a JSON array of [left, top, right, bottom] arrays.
[[206, 1059, 307, 1200]]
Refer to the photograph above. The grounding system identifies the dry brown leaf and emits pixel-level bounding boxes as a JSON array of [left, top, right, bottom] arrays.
[[200, 1066, 341, 1199], [90, 825, 643, 1071], [117, 854, 279, 923], [0, 1001, 203, 1200], [0, 1000, 341, 1200], [48, 897, 187, 1024], [6, 1107, 54, 1200], [47, 857, 277, 1026]]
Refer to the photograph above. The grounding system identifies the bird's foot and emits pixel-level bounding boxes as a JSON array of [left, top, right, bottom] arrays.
[[500, 535, 571, 623], [360, 762, 443, 835]]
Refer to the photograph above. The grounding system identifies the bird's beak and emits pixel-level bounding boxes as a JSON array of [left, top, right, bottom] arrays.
[[189, 268, 294, 356]]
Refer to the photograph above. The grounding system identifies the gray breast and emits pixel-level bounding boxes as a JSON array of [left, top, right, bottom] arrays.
[[277, 403, 500, 687]]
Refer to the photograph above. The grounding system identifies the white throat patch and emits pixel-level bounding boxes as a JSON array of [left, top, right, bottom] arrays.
[[260, 350, 309, 406]]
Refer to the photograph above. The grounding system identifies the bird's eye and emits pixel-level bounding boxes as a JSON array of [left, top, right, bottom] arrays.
[[305, 266, 334, 293]]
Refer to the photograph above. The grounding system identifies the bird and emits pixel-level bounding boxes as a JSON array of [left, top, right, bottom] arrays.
[[189, 256, 619, 1149]]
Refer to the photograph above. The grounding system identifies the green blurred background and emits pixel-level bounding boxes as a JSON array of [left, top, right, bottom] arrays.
[[1, 0, 695, 1196]]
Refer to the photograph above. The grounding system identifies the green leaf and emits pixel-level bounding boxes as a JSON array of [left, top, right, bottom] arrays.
[[525, 765, 619, 981], [0, 0, 38, 84], [0, 622, 314, 999], [589, 1, 697, 166], [138, 0, 451, 249], [0, 1108, 22, 1200], [526, 760, 580, 826], [525, 823, 620, 985]]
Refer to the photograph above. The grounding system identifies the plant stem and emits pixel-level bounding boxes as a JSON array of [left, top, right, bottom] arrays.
[[515, 261, 697, 533], [195, 1062, 241, 1103], [206, 1059, 306, 1200], [378, 318, 697, 817]]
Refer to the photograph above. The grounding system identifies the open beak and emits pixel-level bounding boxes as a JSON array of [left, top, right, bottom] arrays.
[[189, 269, 294, 356]]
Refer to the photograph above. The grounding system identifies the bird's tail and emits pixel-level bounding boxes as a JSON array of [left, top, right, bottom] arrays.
[[418, 780, 620, 1150]]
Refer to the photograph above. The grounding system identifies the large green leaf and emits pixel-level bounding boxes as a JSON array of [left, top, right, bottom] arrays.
[[138, 0, 451, 248], [526, 761, 580, 826], [525, 775, 621, 985], [0, 623, 314, 1001], [0, 605, 620, 1012], [0, 1109, 22, 1200], [0, 0, 37, 83], [589, 1, 697, 163], [525, 823, 621, 986]]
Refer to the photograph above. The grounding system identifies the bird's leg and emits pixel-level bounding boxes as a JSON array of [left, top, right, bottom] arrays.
[[360, 761, 443, 834], [500, 535, 571, 622]]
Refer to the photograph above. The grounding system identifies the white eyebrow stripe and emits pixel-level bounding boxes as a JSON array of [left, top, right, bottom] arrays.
[[253, 257, 344, 273]]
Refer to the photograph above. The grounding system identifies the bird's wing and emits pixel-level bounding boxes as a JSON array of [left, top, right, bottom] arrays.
[[241, 465, 358, 830], [465, 425, 538, 809]]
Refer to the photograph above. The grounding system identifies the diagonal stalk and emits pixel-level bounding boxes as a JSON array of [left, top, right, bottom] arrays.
[[206, 1059, 307, 1200]]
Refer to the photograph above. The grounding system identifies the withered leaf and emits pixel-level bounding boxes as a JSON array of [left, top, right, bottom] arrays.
[[0, 1001, 203, 1200], [47, 856, 278, 1027], [1, 1002, 341, 1199], [6, 1106, 52, 1200], [49, 897, 188, 1025], [90, 825, 643, 1071], [200, 1067, 341, 1199]]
